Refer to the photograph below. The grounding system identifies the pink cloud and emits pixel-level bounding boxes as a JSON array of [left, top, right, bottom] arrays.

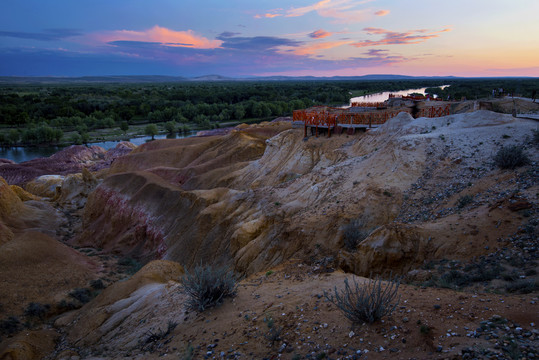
[[284, 0, 373, 23], [97, 25, 221, 49], [290, 40, 351, 56], [309, 29, 333, 39], [254, 13, 282, 19], [374, 10, 390, 16], [286, 0, 332, 17], [352, 27, 451, 47]]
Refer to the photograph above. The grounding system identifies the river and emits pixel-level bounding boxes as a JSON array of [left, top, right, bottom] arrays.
[[0, 132, 194, 163], [350, 85, 449, 103]]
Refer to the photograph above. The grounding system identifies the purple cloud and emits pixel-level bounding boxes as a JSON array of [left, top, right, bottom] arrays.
[[216, 34, 302, 51], [0, 29, 81, 41]]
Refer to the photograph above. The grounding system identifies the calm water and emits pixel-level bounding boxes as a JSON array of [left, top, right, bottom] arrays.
[[350, 85, 449, 104], [0, 132, 194, 163]]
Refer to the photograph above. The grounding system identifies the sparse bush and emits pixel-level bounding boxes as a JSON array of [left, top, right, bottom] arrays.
[[141, 320, 178, 352], [69, 288, 92, 304], [181, 264, 238, 312], [324, 275, 400, 324], [493, 145, 530, 169], [525, 269, 537, 276], [182, 343, 194, 360], [438, 270, 471, 288], [467, 263, 502, 282], [0, 316, 21, 336], [533, 128, 539, 145], [502, 271, 519, 282], [420, 324, 431, 334], [503, 340, 522, 360], [117, 257, 142, 275], [24, 302, 50, 319], [343, 219, 369, 251], [90, 279, 105, 290], [263, 314, 282, 345], [57, 299, 78, 311], [505, 279, 539, 294], [457, 194, 473, 209]]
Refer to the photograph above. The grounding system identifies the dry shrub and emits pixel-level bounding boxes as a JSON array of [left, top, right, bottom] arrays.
[[343, 219, 369, 251], [182, 264, 237, 312], [324, 275, 400, 324], [493, 145, 530, 169]]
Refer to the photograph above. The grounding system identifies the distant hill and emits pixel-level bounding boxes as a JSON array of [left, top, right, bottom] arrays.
[[190, 74, 234, 81], [251, 74, 459, 81], [2, 74, 534, 85], [0, 75, 187, 84]]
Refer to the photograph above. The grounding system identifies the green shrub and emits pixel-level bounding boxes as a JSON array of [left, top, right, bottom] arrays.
[[69, 288, 92, 304], [117, 257, 142, 275], [324, 275, 400, 324], [457, 194, 473, 208], [493, 145, 530, 169], [505, 279, 539, 294], [145, 124, 158, 139], [181, 264, 238, 312], [438, 270, 471, 288], [164, 121, 176, 134], [57, 299, 78, 311], [0, 316, 21, 336], [90, 279, 105, 290], [420, 324, 431, 334], [24, 302, 50, 319]]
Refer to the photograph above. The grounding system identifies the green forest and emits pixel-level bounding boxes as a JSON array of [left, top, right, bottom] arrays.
[[0, 78, 537, 147]]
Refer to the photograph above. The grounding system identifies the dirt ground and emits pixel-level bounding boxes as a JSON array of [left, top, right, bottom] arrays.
[[64, 260, 538, 359]]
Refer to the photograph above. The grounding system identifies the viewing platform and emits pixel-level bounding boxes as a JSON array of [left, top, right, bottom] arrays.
[[293, 99, 451, 137]]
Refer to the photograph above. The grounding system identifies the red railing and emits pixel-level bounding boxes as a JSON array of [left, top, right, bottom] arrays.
[[350, 102, 386, 108], [293, 103, 451, 137]]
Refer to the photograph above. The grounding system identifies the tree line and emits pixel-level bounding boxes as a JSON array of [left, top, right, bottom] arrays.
[[2, 78, 536, 146]]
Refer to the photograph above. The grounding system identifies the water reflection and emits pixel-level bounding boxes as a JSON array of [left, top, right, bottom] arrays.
[[0, 146, 61, 163], [350, 86, 449, 104], [0, 132, 195, 163]]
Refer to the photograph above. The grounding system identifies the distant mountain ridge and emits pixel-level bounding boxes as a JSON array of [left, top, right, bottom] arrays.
[[1, 74, 534, 84]]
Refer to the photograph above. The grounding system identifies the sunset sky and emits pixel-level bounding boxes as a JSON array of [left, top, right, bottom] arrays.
[[1, 0, 538, 77]]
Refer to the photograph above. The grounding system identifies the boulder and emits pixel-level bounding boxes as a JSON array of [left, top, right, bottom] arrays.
[[57, 167, 99, 208], [57, 260, 184, 352], [24, 175, 64, 198]]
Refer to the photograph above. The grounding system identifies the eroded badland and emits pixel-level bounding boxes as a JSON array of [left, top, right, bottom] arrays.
[[0, 98, 538, 359]]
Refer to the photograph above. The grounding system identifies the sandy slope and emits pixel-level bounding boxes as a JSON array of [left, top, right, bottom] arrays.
[[0, 105, 538, 359]]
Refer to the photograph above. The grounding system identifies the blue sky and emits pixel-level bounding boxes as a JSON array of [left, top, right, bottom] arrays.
[[1, 0, 538, 77]]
